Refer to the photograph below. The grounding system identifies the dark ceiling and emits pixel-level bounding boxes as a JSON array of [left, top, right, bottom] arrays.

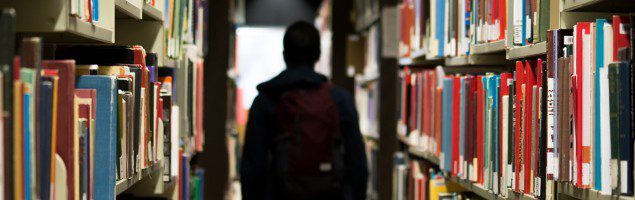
[[245, 0, 324, 26]]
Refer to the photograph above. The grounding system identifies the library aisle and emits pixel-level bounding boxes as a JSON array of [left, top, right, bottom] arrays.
[[2, 0, 635, 199]]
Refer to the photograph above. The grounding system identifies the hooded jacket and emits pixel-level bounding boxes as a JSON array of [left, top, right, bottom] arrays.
[[240, 67, 368, 200]]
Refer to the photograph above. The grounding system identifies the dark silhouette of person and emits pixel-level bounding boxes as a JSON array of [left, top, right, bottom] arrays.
[[240, 21, 368, 200]]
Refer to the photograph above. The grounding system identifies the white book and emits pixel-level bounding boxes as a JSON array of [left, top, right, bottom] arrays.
[[581, 24, 594, 187], [512, 0, 523, 45], [428, 0, 437, 57], [170, 106, 180, 178], [70, 0, 79, 16], [600, 23, 613, 195]]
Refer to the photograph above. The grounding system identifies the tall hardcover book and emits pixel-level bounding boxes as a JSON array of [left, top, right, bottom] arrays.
[[442, 77, 454, 172], [38, 77, 54, 200], [42, 60, 76, 200], [76, 75, 118, 200], [614, 62, 633, 195], [0, 8, 15, 200]]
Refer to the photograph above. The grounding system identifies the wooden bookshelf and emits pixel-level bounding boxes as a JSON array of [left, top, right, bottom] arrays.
[[445, 54, 512, 67], [115, 159, 164, 195], [0, 0, 115, 43], [407, 147, 440, 166], [142, 4, 163, 21], [556, 182, 635, 200], [115, 0, 143, 19], [470, 41, 506, 55], [355, 13, 380, 33], [506, 42, 547, 60], [562, 0, 635, 12]]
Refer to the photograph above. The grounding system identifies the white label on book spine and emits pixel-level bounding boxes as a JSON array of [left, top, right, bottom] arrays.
[[564, 36, 574, 45], [534, 177, 541, 196], [619, 23, 627, 34], [621, 161, 628, 193], [582, 163, 590, 185]]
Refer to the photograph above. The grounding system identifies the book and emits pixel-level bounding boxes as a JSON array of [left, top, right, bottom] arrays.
[[38, 76, 54, 200], [76, 75, 118, 200], [0, 8, 15, 200], [75, 89, 95, 200], [42, 60, 76, 200]]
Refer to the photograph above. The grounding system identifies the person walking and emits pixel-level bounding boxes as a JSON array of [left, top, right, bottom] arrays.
[[240, 21, 368, 200]]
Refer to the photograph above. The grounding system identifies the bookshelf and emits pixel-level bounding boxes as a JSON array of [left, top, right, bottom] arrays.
[[356, 13, 380, 33], [358, 0, 635, 199], [505, 42, 547, 60], [115, 159, 164, 195], [0, 0, 115, 43], [142, 3, 163, 21], [115, 0, 143, 19], [0, 0, 207, 198], [445, 54, 512, 67], [470, 40, 506, 55], [562, 0, 635, 12]]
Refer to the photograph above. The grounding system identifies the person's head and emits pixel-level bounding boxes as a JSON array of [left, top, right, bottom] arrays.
[[283, 21, 321, 68]]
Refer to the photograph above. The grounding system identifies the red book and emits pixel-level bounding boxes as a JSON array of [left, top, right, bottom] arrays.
[[499, 0, 507, 41], [75, 89, 96, 200], [467, 76, 476, 174], [195, 60, 204, 151], [514, 61, 525, 192], [423, 72, 431, 144], [452, 77, 461, 176], [574, 22, 590, 187], [436, 87, 443, 156], [476, 76, 485, 184], [612, 16, 631, 61], [524, 60, 535, 194], [42, 60, 76, 200]]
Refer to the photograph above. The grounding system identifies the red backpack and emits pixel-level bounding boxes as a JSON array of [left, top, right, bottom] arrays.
[[273, 82, 346, 199]]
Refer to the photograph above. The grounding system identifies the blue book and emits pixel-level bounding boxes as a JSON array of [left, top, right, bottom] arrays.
[[76, 75, 118, 200], [442, 78, 454, 172], [24, 93, 31, 200], [92, 0, 98, 21], [38, 77, 54, 200], [436, 0, 445, 57], [521, 0, 526, 46], [21, 68, 36, 200], [492, 76, 500, 191], [483, 76, 490, 187], [595, 19, 606, 191]]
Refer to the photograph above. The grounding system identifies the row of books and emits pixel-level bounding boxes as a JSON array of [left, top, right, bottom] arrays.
[[70, 0, 98, 23], [164, 0, 208, 59], [393, 155, 472, 200], [0, 11, 205, 200], [398, 0, 552, 59], [398, 16, 635, 199], [349, 24, 380, 139]]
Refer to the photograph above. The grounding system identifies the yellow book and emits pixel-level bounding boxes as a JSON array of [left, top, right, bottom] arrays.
[[13, 81, 23, 200]]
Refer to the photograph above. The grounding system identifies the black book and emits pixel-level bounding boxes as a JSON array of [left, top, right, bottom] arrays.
[[38, 77, 54, 200], [0, 8, 14, 200], [537, 61, 547, 200], [508, 79, 515, 189], [609, 62, 633, 196]]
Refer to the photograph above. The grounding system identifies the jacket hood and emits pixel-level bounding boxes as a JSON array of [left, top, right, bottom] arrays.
[[256, 67, 327, 95]]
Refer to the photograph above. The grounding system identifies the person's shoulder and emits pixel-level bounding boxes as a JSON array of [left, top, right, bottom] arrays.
[[328, 84, 354, 104]]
